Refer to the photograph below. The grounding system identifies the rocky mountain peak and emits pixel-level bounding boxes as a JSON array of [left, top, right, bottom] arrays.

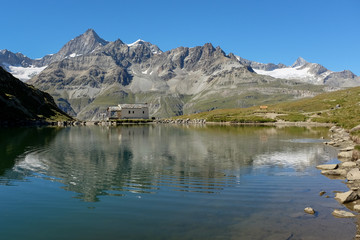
[[0, 49, 33, 68], [337, 70, 357, 78], [292, 57, 308, 68], [127, 39, 162, 55], [0, 49, 9, 54], [56, 29, 109, 59]]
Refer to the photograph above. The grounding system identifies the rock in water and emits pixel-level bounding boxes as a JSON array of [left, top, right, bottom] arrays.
[[321, 169, 347, 176], [332, 209, 356, 218], [304, 207, 315, 214], [335, 190, 359, 204], [319, 191, 326, 196], [316, 164, 338, 170]]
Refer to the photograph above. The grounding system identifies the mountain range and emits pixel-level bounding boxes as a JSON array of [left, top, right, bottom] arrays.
[[1, 29, 359, 120], [239, 56, 359, 88]]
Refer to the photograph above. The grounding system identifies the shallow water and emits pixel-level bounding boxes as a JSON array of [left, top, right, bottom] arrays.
[[0, 125, 356, 239]]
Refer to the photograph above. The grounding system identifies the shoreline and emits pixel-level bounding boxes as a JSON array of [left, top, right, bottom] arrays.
[[0, 119, 335, 128], [317, 125, 360, 239], [205, 121, 334, 127]]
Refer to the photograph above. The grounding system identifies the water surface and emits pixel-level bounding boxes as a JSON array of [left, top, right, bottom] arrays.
[[0, 125, 355, 239]]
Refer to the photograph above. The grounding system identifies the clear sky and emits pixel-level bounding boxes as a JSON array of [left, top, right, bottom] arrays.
[[2, 0, 359, 74]]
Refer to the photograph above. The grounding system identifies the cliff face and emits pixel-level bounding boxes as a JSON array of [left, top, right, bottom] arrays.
[[0, 67, 72, 122]]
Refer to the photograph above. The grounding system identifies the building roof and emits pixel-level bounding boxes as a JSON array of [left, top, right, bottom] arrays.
[[118, 104, 148, 109], [107, 103, 148, 111], [107, 106, 121, 111]]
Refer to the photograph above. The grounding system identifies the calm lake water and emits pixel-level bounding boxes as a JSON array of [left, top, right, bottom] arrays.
[[0, 125, 356, 239]]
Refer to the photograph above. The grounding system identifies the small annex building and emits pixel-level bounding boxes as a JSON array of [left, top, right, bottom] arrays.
[[107, 103, 149, 120]]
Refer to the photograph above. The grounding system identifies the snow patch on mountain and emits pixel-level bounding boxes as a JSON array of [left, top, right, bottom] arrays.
[[254, 67, 331, 85], [127, 39, 144, 47], [254, 67, 311, 80], [3, 63, 47, 82], [69, 53, 82, 58], [127, 39, 162, 54]]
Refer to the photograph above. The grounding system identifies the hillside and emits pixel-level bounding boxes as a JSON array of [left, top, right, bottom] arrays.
[[0, 67, 72, 123], [177, 86, 360, 129]]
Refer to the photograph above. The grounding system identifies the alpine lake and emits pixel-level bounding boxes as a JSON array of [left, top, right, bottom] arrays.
[[0, 124, 357, 240]]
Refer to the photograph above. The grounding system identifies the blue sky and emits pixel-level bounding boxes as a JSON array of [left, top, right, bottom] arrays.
[[2, 0, 359, 74]]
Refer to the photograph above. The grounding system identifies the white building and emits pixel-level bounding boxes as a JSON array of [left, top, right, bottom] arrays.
[[107, 104, 149, 120]]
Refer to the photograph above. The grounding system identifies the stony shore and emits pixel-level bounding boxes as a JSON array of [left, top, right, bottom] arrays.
[[316, 125, 360, 238]]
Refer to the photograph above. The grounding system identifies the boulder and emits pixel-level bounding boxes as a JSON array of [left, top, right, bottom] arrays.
[[338, 151, 353, 159], [332, 209, 356, 218], [341, 162, 357, 168], [340, 146, 355, 152], [354, 205, 360, 212], [350, 124, 360, 133], [316, 164, 338, 170], [321, 169, 347, 176], [335, 190, 359, 203], [347, 168, 360, 181], [304, 207, 315, 215]]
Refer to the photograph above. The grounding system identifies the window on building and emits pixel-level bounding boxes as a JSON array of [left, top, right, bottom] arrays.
[[143, 111, 145, 114], [128, 111, 130, 114], [133, 111, 134, 114]]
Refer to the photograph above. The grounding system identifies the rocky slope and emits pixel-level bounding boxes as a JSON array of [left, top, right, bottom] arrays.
[[0, 66, 72, 123]]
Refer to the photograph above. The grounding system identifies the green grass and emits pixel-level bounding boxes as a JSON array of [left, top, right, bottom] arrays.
[[174, 86, 360, 128], [276, 113, 308, 122]]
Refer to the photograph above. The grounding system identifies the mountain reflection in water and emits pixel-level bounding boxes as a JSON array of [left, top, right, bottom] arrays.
[[2, 125, 334, 202]]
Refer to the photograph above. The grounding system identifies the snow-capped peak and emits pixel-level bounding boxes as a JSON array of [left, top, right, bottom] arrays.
[[127, 39, 145, 47]]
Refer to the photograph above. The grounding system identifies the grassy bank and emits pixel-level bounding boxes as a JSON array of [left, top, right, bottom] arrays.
[[174, 86, 360, 130]]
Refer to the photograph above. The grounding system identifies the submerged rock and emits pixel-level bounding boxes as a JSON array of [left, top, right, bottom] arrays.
[[332, 209, 356, 218], [319, 191, 326, 196]]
